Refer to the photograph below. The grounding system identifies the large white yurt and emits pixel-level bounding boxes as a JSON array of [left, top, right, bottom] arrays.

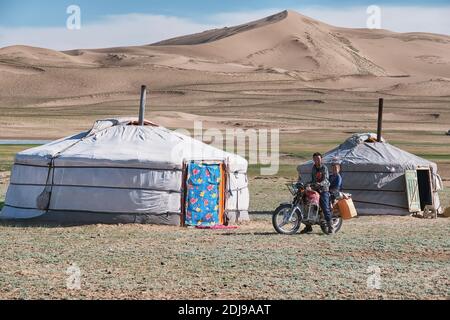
[[298, 133, 443, 216], [0, 118, 249, 226]]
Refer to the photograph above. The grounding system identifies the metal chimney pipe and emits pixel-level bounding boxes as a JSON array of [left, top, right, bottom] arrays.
[[377, 98, 384, 142], [139, 85, 147, 126]]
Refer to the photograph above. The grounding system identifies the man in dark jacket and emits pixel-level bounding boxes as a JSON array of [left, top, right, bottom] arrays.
[[301, 152, 334, 234]]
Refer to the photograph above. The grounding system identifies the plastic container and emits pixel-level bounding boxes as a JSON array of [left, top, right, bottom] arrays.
[[338, 198, 358, 220]]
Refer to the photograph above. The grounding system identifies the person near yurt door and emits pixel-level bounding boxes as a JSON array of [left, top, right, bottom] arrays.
[[185, 162, 223, 227]]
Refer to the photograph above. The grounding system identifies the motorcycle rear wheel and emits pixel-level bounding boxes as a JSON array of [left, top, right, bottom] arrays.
[[272, 203, 301, 235]]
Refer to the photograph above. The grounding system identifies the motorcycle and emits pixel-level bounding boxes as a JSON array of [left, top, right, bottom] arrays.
[[272, 182, 343, 235]]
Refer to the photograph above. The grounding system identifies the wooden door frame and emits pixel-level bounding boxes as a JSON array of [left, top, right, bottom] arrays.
[[181, 159, 227, 227], [405, 169, 421, 213], [416, 166, 434, 209]]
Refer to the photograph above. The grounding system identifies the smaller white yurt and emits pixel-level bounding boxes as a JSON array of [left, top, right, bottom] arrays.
[[298, 133, 443, 216], [0, 118, 249, 226]]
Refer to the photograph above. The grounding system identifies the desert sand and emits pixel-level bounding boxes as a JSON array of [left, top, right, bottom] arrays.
[[0, 10, 449, 133]]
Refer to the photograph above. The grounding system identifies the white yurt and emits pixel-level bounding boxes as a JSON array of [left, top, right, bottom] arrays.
[[298, 133, 443, 215], [0, 118, 249, 226]]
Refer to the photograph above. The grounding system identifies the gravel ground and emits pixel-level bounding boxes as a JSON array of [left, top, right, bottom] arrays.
[[0, 191, 448, 299]]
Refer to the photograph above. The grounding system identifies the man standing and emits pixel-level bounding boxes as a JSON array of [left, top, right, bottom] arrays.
[[301, 152, 333, 234]]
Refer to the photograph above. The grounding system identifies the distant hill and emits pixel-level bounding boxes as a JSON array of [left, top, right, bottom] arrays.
[[1, 9, 450, 99]]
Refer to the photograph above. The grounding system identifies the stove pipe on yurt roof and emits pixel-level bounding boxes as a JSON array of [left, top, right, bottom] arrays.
[[139, 85, 147, 126], [377, 98, 384, 142]]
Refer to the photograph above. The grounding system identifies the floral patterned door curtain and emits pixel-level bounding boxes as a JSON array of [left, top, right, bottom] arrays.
[[185, 162, 223, 227]]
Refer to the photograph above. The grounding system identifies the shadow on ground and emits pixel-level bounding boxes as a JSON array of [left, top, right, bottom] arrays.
[[0, 211, 274, 228]]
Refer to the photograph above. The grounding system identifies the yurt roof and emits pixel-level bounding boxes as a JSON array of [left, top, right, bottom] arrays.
[[14, 118, 247, 171], [298, 133, 437, 172]]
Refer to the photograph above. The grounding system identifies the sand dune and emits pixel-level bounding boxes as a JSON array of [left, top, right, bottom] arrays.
[[1, 10, 449, 83], [154, 10, 289, 46], [0, 9, 450, 134], [0, 45, 98, 68], [150, 10, 450, 80], [381, 78, 450, 96], [0, 62, 44, 75], [151, 10, 388, 77]]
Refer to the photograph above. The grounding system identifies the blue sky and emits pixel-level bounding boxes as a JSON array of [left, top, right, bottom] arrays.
[[1, 0, 449, 26], [0, 0, 449, 49]]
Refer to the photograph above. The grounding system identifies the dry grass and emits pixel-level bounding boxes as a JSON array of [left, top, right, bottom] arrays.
[[0, 214, 448, 300]]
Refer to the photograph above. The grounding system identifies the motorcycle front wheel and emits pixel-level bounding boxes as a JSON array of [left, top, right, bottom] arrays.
[[272, 203, 301, 235]]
